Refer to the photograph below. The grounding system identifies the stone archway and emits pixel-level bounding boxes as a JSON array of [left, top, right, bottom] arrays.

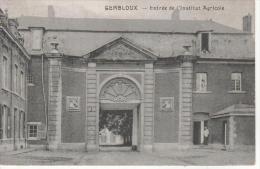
[[99, 77, 141, 103], [98, 77, 142, 151]]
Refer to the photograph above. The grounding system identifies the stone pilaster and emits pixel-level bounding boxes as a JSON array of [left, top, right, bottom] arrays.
[[46, 53, 62, 150], [86, 62, 98, 151], [229, 116, 236, 149], [178, 55, 197, 146], [143, 63, 154, 151], [132, 107, 138, 150]]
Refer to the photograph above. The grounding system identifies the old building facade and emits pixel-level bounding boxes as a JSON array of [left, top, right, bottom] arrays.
[[15, 11, 255, 151], [0, 9, 30, 152]]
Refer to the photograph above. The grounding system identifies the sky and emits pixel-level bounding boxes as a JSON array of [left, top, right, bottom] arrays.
[[0, 0, 255, 30]]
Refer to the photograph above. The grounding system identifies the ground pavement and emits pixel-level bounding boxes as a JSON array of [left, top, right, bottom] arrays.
[[0, 147, 255, 165]]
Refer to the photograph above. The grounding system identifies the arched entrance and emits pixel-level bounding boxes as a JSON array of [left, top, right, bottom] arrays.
[[98, 77, 142, 151]]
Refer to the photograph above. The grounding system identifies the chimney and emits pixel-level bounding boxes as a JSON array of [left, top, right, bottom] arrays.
[[242, 13, 252, 32], [48, 5, 55, 18], [171, 9, 180, 20]]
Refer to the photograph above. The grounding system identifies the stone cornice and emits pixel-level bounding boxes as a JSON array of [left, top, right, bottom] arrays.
[[45, 52, 63, 58], [177, 55, 199, 63], [0, 26, 30, 60]]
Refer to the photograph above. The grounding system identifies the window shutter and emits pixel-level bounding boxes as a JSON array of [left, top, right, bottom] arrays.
[[38, 123, 46, 139], [0, 104, 2, 119], [23, 112, 26, 138], [0, 104, 2, 139], [196, 74, 201, 91]]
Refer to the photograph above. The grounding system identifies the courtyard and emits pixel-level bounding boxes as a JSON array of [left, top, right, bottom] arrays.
[[0, 147, 255, 165]]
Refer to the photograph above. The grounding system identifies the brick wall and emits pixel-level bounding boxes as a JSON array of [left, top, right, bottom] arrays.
[[27, 56, 49, 122], [154, 72, 179, 143], [234, 116, 255, 145], [61, 70, 86, 143], [209, 117, 229, 144], [193, 62, 255, 114]]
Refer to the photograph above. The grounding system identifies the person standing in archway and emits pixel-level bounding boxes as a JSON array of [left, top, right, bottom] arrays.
[[203, 126, 209, 145]]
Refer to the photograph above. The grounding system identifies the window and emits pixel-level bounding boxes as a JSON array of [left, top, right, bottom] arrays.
[[27, 61, 34, 86], [0, 108, 2, 139], [28, 125, 38, 139], [27, 74, 34, 86], [22, 112, 26, 138], [20, 71, 25, 97], [201, 33, 210, 53], [27, 122, 45, 140], [0, 106, 10, 139], [14, 108, 19, 138], [0, 105, 5, 139], [2, 56, 8, 89], [19, 111, 25, 139], [7, 107, 11, 138], [196, 73, 207, 92], [231, 73, 241, 91], [14, 64, 19, 93]]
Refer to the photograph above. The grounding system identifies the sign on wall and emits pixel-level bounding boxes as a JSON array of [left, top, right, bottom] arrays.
[[160, 97, 174, 112], [66, 96, 80, 111]]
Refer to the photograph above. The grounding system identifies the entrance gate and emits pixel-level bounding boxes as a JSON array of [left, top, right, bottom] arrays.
[[99, 110, 133, 146], [98, 77, 142, 151]]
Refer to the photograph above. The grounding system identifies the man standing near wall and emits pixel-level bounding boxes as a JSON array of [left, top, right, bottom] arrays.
[[204, 127, 209, 145]]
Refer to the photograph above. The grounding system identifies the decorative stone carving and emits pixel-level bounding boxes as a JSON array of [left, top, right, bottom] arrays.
[[100, 78, 140, 103], [94, 44, 148, 61], [43, 34, 64, 53], [66, 96, 80, 111], [0, 9, 8, 27], [160, 97, 174, 112]]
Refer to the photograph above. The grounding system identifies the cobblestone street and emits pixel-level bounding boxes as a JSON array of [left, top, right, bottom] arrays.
[[0, 147, 255, 165]]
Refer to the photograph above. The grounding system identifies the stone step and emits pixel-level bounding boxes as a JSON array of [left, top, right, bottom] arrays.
[[99, 146, 132, 152]]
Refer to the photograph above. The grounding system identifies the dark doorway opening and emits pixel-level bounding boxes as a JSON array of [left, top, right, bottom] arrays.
[[193, 121, 201, 145], [99, 110, 133, 147], [193, 120, 209, 145]]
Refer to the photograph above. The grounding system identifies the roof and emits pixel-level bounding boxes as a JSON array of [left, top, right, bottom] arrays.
[[17, 16, 244, 34], [211, 104, 255, 118]]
